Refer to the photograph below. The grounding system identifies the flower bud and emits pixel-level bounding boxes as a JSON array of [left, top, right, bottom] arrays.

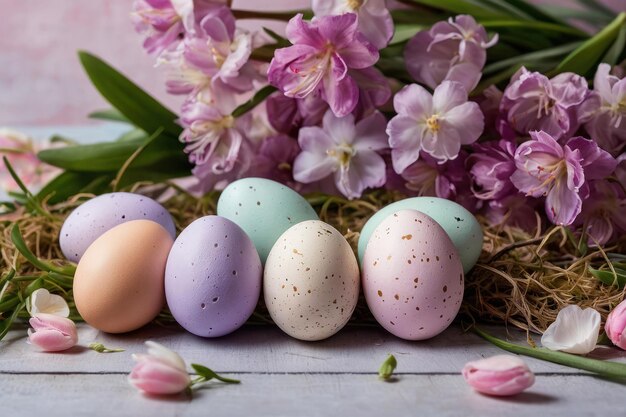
[[606, 299, 626, 350], [462, 355, 535, 396], [28, 313, 78, 352], [129, 341, 191, 395]]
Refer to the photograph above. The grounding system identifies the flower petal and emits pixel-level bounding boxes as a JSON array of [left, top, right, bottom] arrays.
[[145, 341, 187, 372], [27, 288, 70, 318], [541, 305, 600, 354]]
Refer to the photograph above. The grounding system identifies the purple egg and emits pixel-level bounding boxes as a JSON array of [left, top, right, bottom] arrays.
[[59, 192, 176, 263], [165, 215, 262, 337]]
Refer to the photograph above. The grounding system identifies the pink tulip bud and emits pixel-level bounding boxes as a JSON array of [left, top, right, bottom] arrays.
[[462, 355, 535, 396], [129, 341, 191, 395], [606, 299, 626, 350], [28, 313, 78, 352]]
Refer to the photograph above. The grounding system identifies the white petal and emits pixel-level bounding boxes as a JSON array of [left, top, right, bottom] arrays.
[[27, 288, 70, 318], [145, 341, 187, 372], [541, 305, 601, 355]]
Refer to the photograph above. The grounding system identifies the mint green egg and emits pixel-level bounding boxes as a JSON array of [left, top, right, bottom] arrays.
[[217, 178, 318, 263], [358, 197, 483, 273]]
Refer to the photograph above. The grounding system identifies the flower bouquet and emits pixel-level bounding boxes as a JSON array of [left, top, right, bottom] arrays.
[[2, 0, 626, 389]]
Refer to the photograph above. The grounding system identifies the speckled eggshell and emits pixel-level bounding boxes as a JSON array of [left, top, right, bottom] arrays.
[[60, 192, 176, 263], [357, 197, 483, 273], [362, 210, 464, 340], [264, 220, 359, 341], [164, 215, 262, 337], [73, 220, 174, 333], [217, 177, 318, 263]]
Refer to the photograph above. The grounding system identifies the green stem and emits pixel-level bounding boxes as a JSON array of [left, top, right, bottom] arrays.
[[11, 225, 76, 276], [0, 301, 26, 341], [473, 326, 626, 380]]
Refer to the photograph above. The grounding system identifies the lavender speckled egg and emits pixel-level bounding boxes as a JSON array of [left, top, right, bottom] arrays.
[[164, 215, 262, 337], [264, 220, 360, 341], [362, 210, 464, 340], [60, 192, 176, 263]]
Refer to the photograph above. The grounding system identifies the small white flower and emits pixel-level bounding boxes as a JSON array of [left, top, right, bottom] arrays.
[[541, 305, 601, 355], [26, 288, 70, 318]]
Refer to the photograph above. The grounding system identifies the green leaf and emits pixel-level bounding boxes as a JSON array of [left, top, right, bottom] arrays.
[[589, 267, 626, 289], [390, 24, 426, 45], [479, 0, 564, 24], [78, 51, 181, 138], [262, 27, 290, 48], [406, 0, 506, 20], [191, 364, 240, 384], [378, 354, 397, 380], [37, 171, 113, 204], [232, 85, 277, 118], [88, 109, 130, 124], [576, 0, 617, 19], [11, 224, 76, 276], [484, 42, 581, 75], [474, 326, 626, 380], [555, 12, 626, 75], [116, 128, 148, 142], [481, 20, 586, 37], [603, 23, 626, 65], [38, 136, 190, 174]]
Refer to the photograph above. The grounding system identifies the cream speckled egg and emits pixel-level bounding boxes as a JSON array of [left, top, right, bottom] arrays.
[[362, 210, 464, 340], [264, 220, 359, 341]]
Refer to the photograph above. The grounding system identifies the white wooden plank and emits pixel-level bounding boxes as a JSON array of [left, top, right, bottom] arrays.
[[3, 323, 621, 374], [1, 373, 620, 417]]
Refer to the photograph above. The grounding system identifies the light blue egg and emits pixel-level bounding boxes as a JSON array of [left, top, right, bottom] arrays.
[[217, 178, 318, 263], [358, 197, 483, 273]]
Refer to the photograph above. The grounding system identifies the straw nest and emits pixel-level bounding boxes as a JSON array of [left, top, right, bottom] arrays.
[[1, 183, 624, 334]]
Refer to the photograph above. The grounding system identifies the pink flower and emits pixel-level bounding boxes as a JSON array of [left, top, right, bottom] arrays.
[[129, 341, 191, 395], [350, 66, 392, 118], [267, 13, 379, 117], [500, 67, 588, 140], [467, 139, 517, 201], [0, 129, 60, 194], [404, 15, 497, 92], [606, 299, 626, 350], [28, 313, 78, 352], [578, 63, 626, 155], [387, 81, 484, 172], [311, 0, 394, 49], [574, 180, 626, 246], [179, 88, 247, 173], [511, 131, 616, 225], [293, 110, 388, 199], [463, 355, 535, 396]]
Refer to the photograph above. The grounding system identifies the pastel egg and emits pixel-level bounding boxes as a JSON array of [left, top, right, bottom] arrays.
[[362, 210, 464, 340], [358, 197, 482, 273], [60, 192, 176, 263], [73, 220, 174, 333], [165, 216, 262, 337], [264, 220, 359, 341], [217, 177, 318, 263]]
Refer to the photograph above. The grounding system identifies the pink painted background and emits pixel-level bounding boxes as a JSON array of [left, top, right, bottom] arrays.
[[1, 0, 624, 126]]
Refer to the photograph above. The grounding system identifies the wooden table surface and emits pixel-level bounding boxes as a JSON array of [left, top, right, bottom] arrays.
[[2, 323, 624, 416], [2, 125, 624, 415]]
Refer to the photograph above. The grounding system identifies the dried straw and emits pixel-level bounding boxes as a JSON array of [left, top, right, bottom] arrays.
[[1, 184, 624, 333]]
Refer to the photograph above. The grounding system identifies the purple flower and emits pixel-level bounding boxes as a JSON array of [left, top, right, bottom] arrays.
[[179, 89, 248, 174], [249, 134, 302, 189], [574, 180, 626, 246], [311, 0, 394, 49], [387, 81, 484, 173], [293, 110, 388, 199], [511, 131, 617, 225], [578, 63, 626, 155], [350, 66, 392, 118], [404, 15, 497, 92], [267, 13, 379, 117], [159, 5, 256, 94], [500, 68, 588, 140], [467, 139, 517, 200], [266, 93, 328, 135], [131, 0, 222, 55], [190, 139, 253, 193], [484, 194, 542, 232]]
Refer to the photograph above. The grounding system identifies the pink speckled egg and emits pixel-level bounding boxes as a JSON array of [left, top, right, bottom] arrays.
[[362, 209, 464, 340]]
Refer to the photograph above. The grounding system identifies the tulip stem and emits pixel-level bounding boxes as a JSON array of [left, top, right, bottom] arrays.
[[473, 326, 626, 380]]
